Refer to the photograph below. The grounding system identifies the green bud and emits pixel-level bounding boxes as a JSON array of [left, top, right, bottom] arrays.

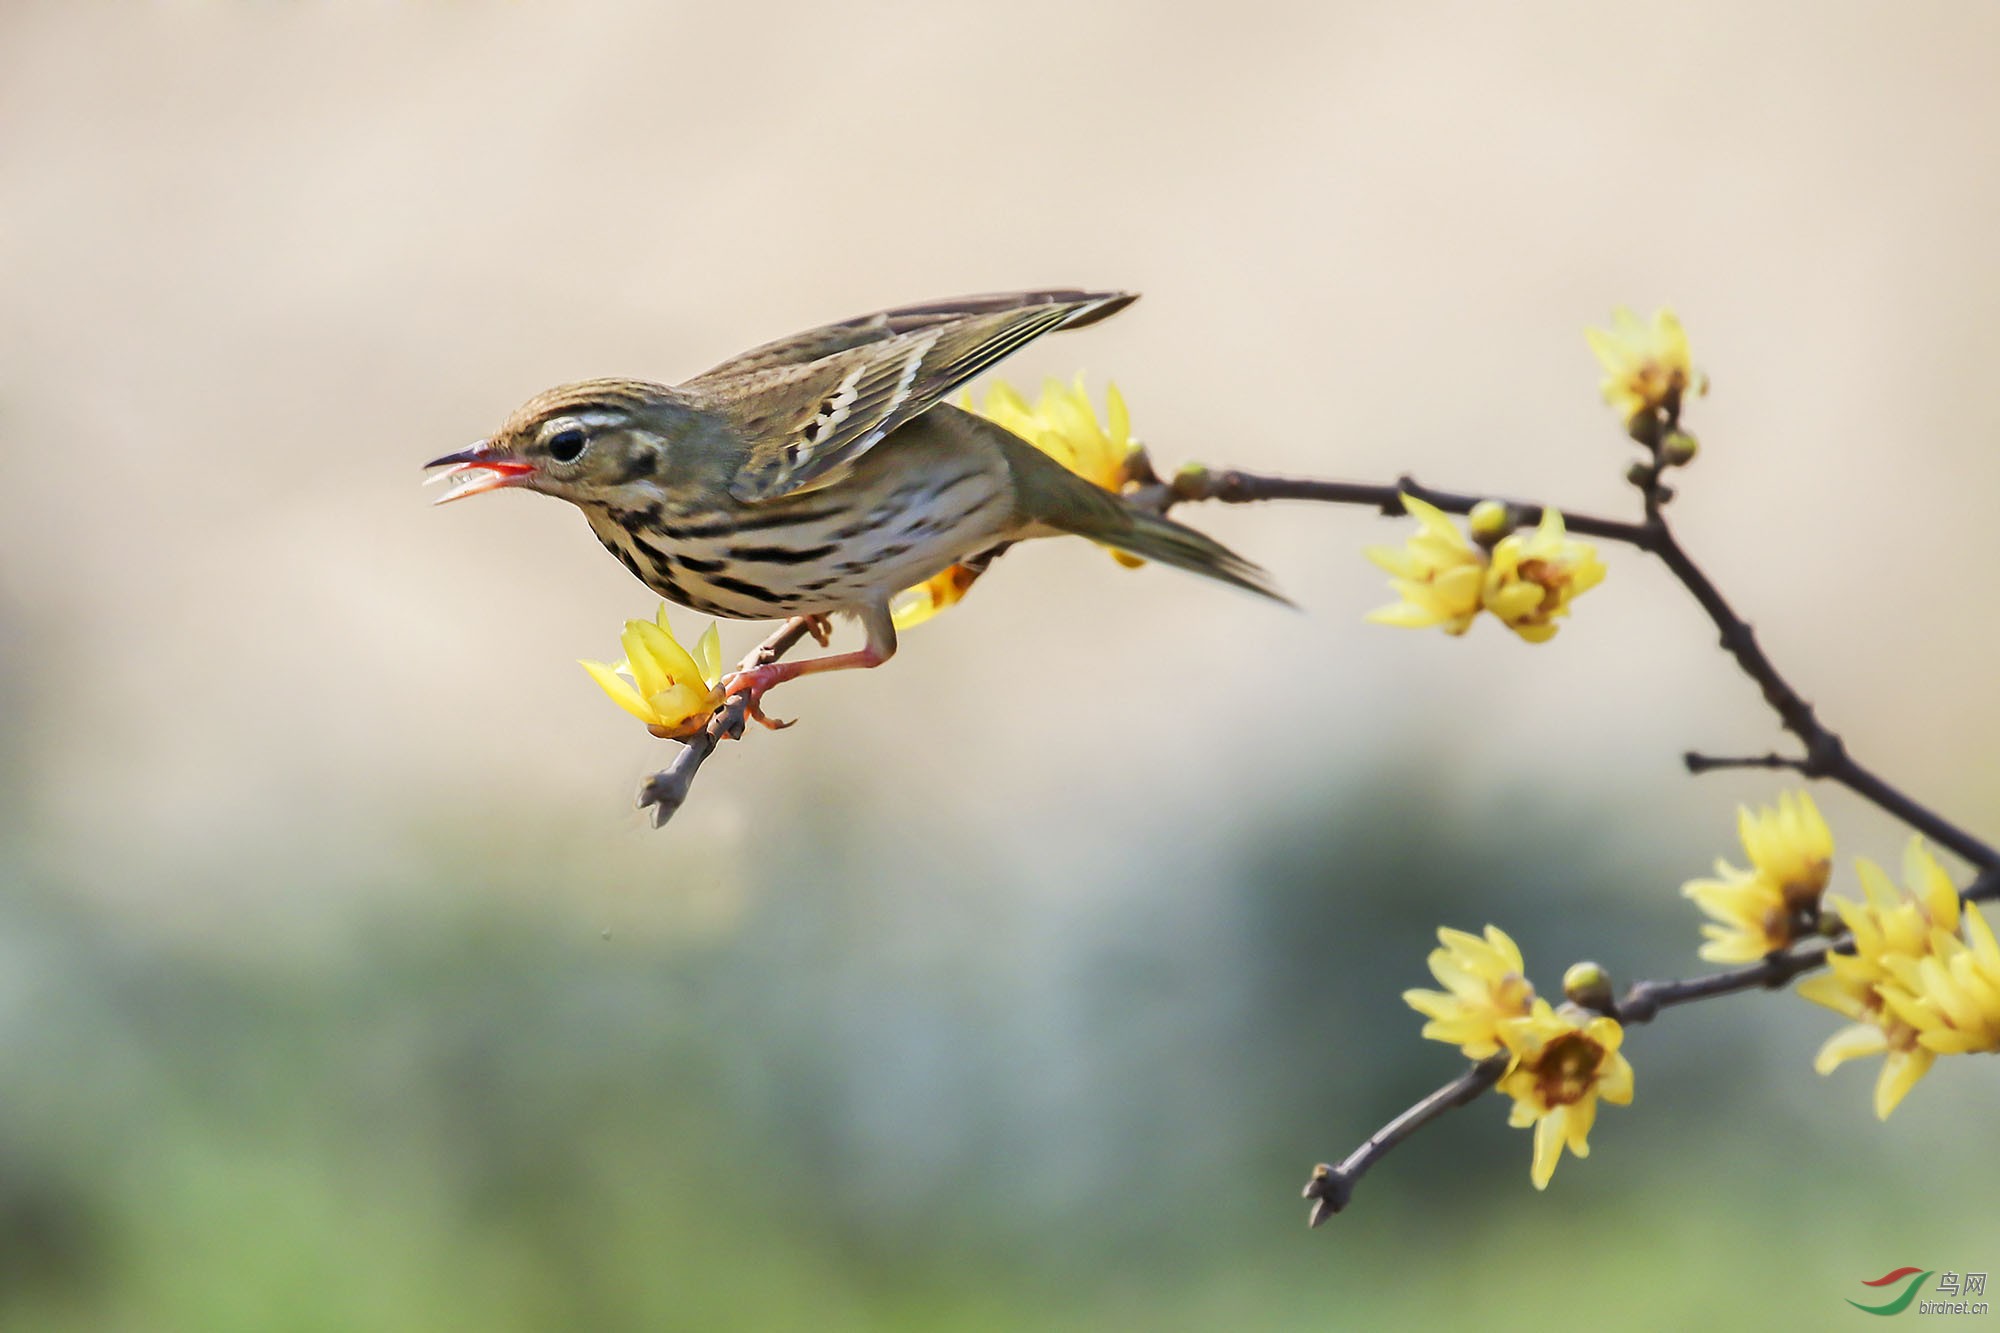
[[1625, 461, 1654, 489], [1468, 499, 1514, 547], [1170, 461, 1210, 501], [1661, 431, 1699, 466], [1563, 961, 1615, 1012], [1625, 411, 1663, 449]]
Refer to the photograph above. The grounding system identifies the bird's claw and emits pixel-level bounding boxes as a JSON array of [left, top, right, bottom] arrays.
[[724, 665, 797, 731], [803, 614, 834, 648]]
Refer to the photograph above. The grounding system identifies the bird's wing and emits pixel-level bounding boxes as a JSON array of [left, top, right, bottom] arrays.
[[690, 290, 1135, 503]]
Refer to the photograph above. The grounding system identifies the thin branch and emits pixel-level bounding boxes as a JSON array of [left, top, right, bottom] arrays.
[[636, 460, 1997, 873], [1303, 1055, 1508, 1226], [1140, 469, 1655, 545], [1640, 516, 2000, 868], [1682, 750, 1809, 775], [1611, 939, 1835, 1024], [1161, 464, 1998, 870], [636, 617, 817, 828], [1303, 861, 2000, 1220]]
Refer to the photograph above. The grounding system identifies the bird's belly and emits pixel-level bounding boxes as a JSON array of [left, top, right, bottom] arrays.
[[585, 471, 1012, 620]]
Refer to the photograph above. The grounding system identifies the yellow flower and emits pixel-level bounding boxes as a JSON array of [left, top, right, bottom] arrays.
[[1682, 791, 1835, 963], [579, 604, 725, 739], [970, 376, 1144, 569], [1585, 306, 1704, 431], [1683, 868, 1789, 965], [1495, 1000, 1635, 1190], [895, 375, 1145, 626], [1404, 925, 1537, 1058], [1365, 494, 1487, 635], [971, 376, 1139, 497], [1797, 838, 1962, 1118], [1879, 902, 2000, 1057], [890, 562, 984, 632], [1480, 508, 1606, 643]]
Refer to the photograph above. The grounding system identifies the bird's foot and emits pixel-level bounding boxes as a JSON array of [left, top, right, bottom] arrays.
[[723, 664, 798, 731], [803, 614, 834, 647]]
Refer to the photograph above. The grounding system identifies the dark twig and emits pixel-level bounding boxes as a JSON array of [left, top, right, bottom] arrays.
[[1303, 863, 1999, 1221], [1304, 941, 1835, 1218], [1610, 939, 1837, 1024], [1639, 515, 2000, 869], [641, 458, 1997, 871], [1160, 463, 1998, 871], [1303, 1055, 1508, 1225], [1682, 750, 1809, 775], [636, 617, 816, 828]]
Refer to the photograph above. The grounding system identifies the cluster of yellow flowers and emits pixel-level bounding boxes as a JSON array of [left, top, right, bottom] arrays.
[[1798, 839, 2000, 1119], [1365, 496, 1606, 642], [892, 377, 1143, 630], [1679, 792, 1997, 1118], [1401, 793, 1991, 1189], [1404, 926, 1634, 1189]]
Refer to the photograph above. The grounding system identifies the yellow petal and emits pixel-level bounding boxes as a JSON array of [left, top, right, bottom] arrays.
[[625, 618, 702, 698], [1874, 1047, 1935, 1120], [1564, 1094, 1597, 1155], [1106, 381, 1130, 445], [1813, 1023, 1886, 1074], [1597, 1052, 1635, 1104], [695, 622, 723, 684], [579, 658, 659, 725], [1530, 1109, 1564, 1189]]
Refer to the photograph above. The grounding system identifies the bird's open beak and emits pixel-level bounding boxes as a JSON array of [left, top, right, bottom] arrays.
[[423, 441, 535, 505]]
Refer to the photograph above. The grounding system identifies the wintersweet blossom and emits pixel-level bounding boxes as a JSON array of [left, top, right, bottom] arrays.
[[973, 376, 1141, 498], [893, 376, 1146, 628], [1879, 901, 2000, 1057], [1403, 925, 1536, 1059], [1682, 791, 1835, 963], [890, 563, 983, 632], [1480, 508, 1607, 643], [1585, 306, 1705, 432], [579, 604, 725, 739], [1797, 839, 1962, 1118], [1368, 497, 1603, 640], [1495, 1000, 1635, 1189], [1364, 495, 1487, 635]]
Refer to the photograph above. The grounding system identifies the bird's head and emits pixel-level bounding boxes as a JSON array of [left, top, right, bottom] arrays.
[[425, 379, 712, 510]]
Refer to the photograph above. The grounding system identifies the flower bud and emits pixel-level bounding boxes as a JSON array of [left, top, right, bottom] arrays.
[[1468, 499, 1514, 548], [1563, 961, 1615, 1012], [1661, 431, 1699, 467]]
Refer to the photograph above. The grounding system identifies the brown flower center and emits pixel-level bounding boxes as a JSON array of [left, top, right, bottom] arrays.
[[1533, 1032, 1605, 1107]]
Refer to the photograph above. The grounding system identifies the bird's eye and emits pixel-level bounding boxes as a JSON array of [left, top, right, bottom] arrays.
[[546, 426, 588, 463]]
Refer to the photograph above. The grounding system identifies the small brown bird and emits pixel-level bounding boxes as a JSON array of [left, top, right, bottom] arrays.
[[426, 290, 1282, 718]]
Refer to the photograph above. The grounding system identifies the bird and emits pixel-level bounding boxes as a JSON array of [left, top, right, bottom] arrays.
[[425, 289, 1284, 722]]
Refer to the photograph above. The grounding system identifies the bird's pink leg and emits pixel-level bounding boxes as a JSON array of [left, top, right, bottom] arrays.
[[723, 604, 897, 730]]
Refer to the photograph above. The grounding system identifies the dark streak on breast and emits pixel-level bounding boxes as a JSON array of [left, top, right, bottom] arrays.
[[726, 542, 839, 564]]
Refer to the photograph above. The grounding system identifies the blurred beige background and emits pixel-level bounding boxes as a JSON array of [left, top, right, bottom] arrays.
[[1, 3, 1997, 1329]]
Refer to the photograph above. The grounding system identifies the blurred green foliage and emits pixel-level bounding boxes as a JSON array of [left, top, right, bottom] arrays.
[[0, 741, 1991, 1331]]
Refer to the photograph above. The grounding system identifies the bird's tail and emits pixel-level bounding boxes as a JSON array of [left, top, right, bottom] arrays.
[[1000, 431, 1290, 605]]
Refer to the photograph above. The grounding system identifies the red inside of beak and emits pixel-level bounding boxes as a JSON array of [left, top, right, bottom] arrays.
[[424, 448, 535, 504]]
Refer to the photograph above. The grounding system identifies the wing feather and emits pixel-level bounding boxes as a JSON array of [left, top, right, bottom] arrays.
[[693, 290, 1136, 503]]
